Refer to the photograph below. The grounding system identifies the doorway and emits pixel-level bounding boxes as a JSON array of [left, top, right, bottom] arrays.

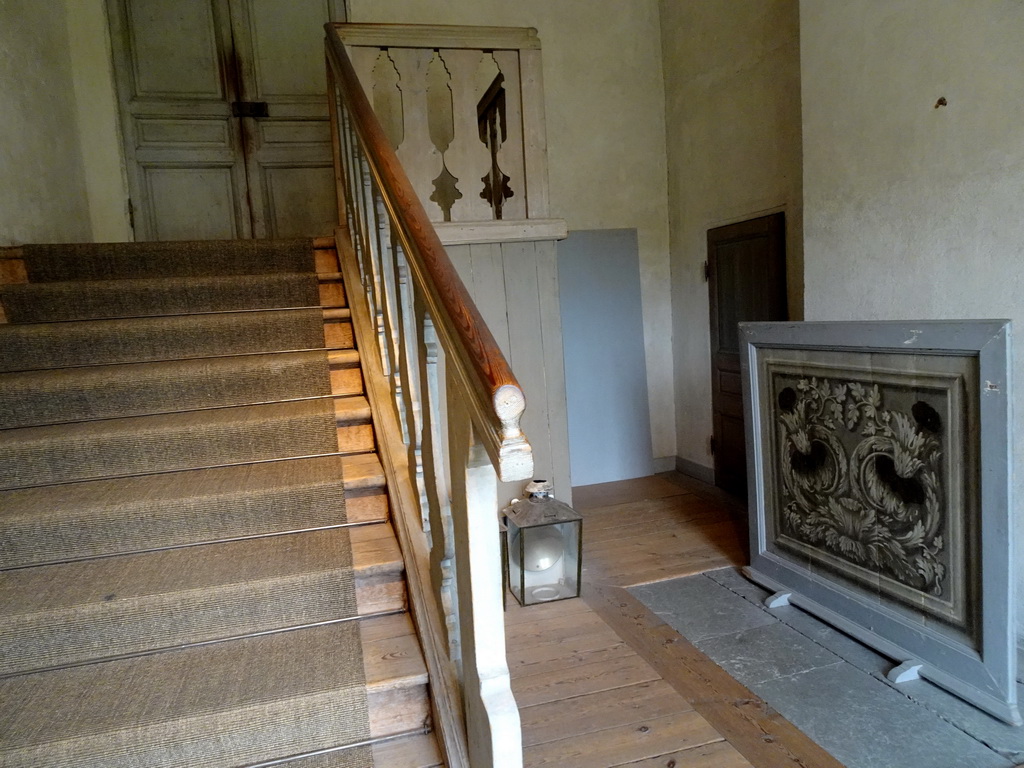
[[707, 212, 788, 497], [106, 0, 345, 241]]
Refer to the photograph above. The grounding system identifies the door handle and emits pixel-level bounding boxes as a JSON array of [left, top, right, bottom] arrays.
[[231, 101, 269, 118]]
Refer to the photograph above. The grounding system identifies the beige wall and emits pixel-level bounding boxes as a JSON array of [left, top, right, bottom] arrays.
[[348, 0, 677, 465], [65, 0, 132, 242], [800, 0, 1024, 633], [0, 0, 92, 245], [659, 0, 803, 473]]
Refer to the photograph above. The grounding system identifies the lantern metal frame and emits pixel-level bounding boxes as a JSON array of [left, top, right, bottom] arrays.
[[502, 490, 583, 606]]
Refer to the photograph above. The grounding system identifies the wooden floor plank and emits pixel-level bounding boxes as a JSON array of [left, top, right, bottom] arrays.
[[523, 710, 723, 768], [519, 679, 693, 747], [511, 651, 660, 708], [503, 594, 591, 625], [509, 636, 632, 680], [616, 738, 754, 768], [573, 475, 690, 510]]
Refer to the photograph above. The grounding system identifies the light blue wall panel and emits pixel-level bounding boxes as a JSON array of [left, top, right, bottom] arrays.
[[558, 229, 653, 486]]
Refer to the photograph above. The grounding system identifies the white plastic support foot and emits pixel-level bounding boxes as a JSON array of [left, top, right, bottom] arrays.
[[887, 660, 923, 684], [764, 591, 792, 609]]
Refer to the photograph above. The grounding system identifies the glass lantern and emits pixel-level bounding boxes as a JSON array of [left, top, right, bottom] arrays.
[[502, 480, 583, 606]]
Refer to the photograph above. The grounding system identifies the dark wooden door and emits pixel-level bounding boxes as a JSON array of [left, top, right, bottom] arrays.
[[707, 213, 787, 497]]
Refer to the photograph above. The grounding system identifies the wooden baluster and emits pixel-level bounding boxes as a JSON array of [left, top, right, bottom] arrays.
[[392, 245, 428, 504], [339, 106, 361, 242], [368, 180, 393, 377], [372, 50, 404, 151], [354, 153, 377, 317], [440, 49, 494, 222], [380, 221, 410, 443], [491, 51, 527, 220], [426, 51, 459, 222], [349, 45, 380, 99], [351, 145, 375, 305], [326, 65, 349, 229], [391, 47, 445, 220], [518, 47, 550, 219], [418, 298, 459, 658], [446, 385, 522, 767]]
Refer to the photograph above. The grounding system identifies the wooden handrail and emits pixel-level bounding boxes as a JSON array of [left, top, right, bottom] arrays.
[[325, 24, 527, 463], [327, 25, 530, 766]]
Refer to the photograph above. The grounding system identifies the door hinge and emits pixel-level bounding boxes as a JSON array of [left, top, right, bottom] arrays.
[[709, 435, 717, 456], [703, 261, 710, 282], [127, 198, 135, 231]]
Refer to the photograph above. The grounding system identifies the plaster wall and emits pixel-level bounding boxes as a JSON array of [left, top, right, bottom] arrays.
[[659, 0, 803, 472], [65, 0, 132, 242], [347, 0, 676, 463], [799, 1, 1024, 634], [0, 0, 91, 245]]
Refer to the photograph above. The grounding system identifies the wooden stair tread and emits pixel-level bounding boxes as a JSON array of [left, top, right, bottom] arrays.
[[340, 452, 384, 489], [371, 732, 444, 767], [328, 348, 360, 366], [361, 612, 429, 691], [334, 394, 371, 422]]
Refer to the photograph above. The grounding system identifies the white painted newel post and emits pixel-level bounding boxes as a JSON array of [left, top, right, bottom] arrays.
[[448, 397, 523, 768]]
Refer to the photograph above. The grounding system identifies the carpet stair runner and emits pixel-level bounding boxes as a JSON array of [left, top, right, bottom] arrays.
[[0, 238, 441, 767]]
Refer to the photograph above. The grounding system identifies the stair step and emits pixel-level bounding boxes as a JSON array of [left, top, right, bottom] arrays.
[[330, 348, 364, 396], [20, 238, 316, 282], [0, 308, 335, 372], [271, 745, 374, 767], [0, 454, 386, 568], [0, 273, 323, 323], [0, 398, 354, 489], [0, 621, 376, 768], [362, 612, 431, 736], [0, 614, 428, 768], [0, 350, 336, 429], [351, 523, 406, 615], [269, 730, 443, 768], [0, 525, 404, 676], [371, 732, 444, 768]]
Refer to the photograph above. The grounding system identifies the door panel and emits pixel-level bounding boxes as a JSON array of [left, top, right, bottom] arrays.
[[243, 0, 333, 97], [230, 0, 342, 237], [708, 212, 787, 498], [126, 0, 226, 98], [108, 0, 250, 240], [144, 167, 240, 240], [262, 166, 337, 238]]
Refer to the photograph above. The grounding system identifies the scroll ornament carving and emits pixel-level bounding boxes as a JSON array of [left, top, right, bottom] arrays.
[[777, 378, 946, 596]]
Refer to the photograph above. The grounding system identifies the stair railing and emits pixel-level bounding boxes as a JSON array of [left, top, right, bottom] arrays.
[[326, 24, 532, 768]]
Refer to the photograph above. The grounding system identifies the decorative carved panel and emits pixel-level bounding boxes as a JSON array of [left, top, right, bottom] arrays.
[[741, 321, 1018, 726]]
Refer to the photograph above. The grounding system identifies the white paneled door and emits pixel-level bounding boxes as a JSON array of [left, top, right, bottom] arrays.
[[107, 0, 345, 240]]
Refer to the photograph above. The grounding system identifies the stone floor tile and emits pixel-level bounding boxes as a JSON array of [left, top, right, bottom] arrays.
[[629, 574, 775, 643], [758, 664, 1015, 768], [694, 620, 842, 687], [704, 566, 773, 604]]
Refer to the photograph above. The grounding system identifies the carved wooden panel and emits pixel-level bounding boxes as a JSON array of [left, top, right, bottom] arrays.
[[742, 320, 1018, 726]]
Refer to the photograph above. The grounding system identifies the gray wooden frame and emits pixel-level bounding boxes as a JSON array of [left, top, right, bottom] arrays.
[[739, 320, 1019, 726]]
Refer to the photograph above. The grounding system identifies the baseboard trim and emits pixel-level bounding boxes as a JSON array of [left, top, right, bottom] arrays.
[[674, 456, 714, 485], [651, 456, 675, 473]]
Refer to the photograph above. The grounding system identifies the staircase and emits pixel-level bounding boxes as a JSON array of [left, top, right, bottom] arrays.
[[0, 237, 441, 767]]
